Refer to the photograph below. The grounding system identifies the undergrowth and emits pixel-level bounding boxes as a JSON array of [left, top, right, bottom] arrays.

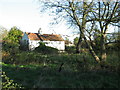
[[1, 51, 120, 88]]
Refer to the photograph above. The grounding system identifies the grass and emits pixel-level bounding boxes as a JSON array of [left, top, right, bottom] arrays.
[[2, 67, 120, 88], [2, 63, 119, 88], [1, 51, 120, 88]]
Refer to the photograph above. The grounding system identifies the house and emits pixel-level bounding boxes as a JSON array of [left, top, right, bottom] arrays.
[[20, 32, 65, 51]]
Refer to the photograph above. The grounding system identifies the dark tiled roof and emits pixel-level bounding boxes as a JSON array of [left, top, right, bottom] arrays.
[[25, 32, 64, 41]]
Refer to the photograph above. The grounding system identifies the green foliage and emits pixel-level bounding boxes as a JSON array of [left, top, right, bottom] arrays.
[[2, 47, 120, 88], [2, 51, 12, 64], [2, 26, 23, 52], [15, 52, 47, 64], [34, 42, 58, 54], [74, 37, 79, 46], [39, 42, 45, 46], [106, 43, 119, 52], [3, 26, 22, 44], [1, 71, 23, 89], [0, 26, 8, 40], [65, 46, 76, 54], [2, 60, 119, 88], [3, 49, 119, 72], [20, 40, 29, 51], [2, 41, 20, 53], [106, 32, 120, 51]]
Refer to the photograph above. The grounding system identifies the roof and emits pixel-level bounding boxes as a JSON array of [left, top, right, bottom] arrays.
[[25, 32, 64, 41]]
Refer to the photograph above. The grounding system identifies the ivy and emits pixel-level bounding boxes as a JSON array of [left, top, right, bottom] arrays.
[[1, 72, 24, 89]]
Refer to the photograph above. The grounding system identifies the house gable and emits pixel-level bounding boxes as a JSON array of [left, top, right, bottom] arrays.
[[21, 32, 29, 41]]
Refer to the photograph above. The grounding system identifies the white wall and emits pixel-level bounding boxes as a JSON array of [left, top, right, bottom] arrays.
[[28, 40, 65, 51], [29, 40, 40, 50], [21, 33, 65, 50], [43, 41, 65, 51]]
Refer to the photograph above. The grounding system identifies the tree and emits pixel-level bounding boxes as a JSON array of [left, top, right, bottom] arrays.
[[5, 26, 22, 43], [3, 26, 23, 52], [39, 0, 101, 63], [106, 32, 120, 51], [87, 1, 120, 62], [39, 0, 94, 52], [77, 1, 119, 62], [0, 26, 8, 40], [74, 37, 79, 46], [39, 0, 119, 63]]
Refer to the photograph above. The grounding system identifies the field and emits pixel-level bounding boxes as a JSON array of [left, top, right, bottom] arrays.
[[1, 51, 120, 88]]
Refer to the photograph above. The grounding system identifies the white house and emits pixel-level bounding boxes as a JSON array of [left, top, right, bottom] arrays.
[[21, 32, 65, 51]]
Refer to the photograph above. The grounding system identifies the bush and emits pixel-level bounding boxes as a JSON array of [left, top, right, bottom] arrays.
[[2, 51, 11, 63], [106, 43, 120, 52], [15, 52, 47, 64], [65, 46, 89, 54], [34, 42, 58, 54], [1, 72, 23, 89], [2, 41, 20, 53], [19, 40, 29, 51], [65, 46, 76, 54]]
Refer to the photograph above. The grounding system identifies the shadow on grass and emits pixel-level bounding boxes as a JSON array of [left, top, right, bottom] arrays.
[[2, 63, 120, 88]]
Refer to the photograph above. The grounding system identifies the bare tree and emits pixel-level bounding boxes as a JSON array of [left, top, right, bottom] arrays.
[[39, 0, 93, 52], [38, 0, 119, 63], [86, 1, 120, 62], [39, 0, 101, 63]]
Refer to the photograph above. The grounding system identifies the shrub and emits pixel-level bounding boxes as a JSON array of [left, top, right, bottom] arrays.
[[1, 72, 24, 89], [65, 46, 76, 54], [34, 42, 58, 54], [106, 43, 120, 52], [2, 51, 11, 63], [19, 40, 29, 51], [2, 41, 20, 53]]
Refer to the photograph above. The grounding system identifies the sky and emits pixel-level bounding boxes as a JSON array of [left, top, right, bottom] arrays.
[[0, 0, 118, 41], [0, 0, 73, 37]]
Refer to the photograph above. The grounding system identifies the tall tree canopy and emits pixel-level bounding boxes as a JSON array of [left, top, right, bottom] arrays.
[[3, 26, 23, 52], [3, 26, 23, 44]]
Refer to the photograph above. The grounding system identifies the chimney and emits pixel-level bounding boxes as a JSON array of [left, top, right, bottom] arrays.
[[38, 28, 42, 35], [37, 28, 43, 41]]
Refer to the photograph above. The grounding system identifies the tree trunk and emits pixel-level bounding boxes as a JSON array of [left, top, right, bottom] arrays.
[[83, 35, 101, 63], [81, 2, 100, 63], [100, 34, 107, 62], [73, 2, 100, 63], [76, 33, 83, 53]]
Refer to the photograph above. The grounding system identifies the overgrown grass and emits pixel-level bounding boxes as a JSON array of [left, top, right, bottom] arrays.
[[2, 62, 119, 88], [2, 51, 120, 88]]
